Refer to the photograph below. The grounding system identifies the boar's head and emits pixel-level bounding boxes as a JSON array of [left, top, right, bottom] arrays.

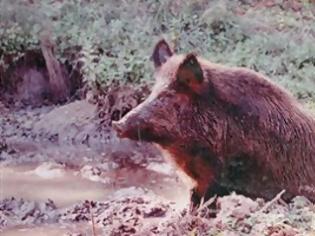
[[112, 39, 224, 149]]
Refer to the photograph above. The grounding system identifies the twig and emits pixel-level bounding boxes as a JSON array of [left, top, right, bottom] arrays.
[[90, 202, 97, 236], [259, 189, 286, 213], [196, 196, 217, 216]]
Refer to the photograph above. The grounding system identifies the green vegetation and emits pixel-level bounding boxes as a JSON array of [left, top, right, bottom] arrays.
[[1, 0, 314, 100]]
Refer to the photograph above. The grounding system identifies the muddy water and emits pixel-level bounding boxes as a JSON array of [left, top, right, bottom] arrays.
[[1, 162, 188, 208], [0, 164, 109, 207]]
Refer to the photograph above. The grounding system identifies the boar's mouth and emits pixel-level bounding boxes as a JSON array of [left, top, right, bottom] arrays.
[[113, 122, 171, 144]]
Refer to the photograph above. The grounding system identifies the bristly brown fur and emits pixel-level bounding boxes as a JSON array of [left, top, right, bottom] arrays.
[[113, 40, 315, 208]]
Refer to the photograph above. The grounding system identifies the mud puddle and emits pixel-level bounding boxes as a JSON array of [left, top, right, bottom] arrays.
[[1, 161, 188, 208], [0, 164, 109, 207]]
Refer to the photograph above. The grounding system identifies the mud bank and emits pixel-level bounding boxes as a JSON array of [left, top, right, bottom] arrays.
[[2, 193, 315, 235]]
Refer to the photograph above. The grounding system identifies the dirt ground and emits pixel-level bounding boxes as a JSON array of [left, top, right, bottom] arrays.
[[1, 99, 315, 236]]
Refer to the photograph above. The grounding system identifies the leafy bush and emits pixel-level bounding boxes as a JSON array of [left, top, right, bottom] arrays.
[[0, 0, 314, 100]]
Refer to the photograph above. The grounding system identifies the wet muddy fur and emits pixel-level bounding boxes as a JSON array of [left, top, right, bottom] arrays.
[[113, 39, 315, 210]]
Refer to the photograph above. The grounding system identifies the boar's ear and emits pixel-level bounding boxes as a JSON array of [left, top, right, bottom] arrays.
[[176, 53, 204, 93], [151, 39, 173, 68]]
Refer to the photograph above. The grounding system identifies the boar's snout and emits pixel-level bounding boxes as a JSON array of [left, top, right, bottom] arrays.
[[112, 101, 171, 143], [112, 116, 152, 140]]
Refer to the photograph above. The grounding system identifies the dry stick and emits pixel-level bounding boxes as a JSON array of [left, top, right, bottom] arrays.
[[196, 196, 217, 216], [241, 190, 287, 235], [90, 202, 97, 236], [259, 189, 286, 213]]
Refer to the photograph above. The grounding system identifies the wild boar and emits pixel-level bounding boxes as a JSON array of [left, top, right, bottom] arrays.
[[112, 39, 315, 208]]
